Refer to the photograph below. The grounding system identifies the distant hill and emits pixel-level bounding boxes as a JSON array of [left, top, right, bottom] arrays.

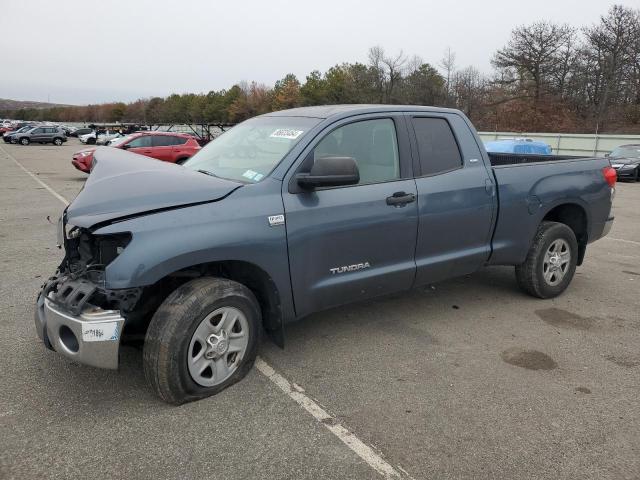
[[0, 98, 72, 111]]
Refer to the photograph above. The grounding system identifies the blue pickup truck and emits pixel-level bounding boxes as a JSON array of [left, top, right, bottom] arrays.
[[35, 105, 616, 404]]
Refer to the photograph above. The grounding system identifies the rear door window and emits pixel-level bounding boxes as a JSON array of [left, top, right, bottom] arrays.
[[151, 136, 173, 147], [412, 117, 463, 176], [127, 136, 152, 148]]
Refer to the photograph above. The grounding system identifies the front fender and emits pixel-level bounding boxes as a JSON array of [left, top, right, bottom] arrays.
[[93, 180, 295, 322]]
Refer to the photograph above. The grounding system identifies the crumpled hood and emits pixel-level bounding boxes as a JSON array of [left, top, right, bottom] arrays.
[[66, 147, 241, 228]]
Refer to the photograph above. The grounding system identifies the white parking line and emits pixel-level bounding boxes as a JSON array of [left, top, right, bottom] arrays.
[[256, 358, 406, 479], [604, 236, 640, 246], [2, 144, 411, 479], [0, 143, 69, 205]]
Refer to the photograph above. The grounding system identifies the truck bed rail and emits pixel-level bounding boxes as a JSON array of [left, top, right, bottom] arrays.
[[488, 152, 589, 166]]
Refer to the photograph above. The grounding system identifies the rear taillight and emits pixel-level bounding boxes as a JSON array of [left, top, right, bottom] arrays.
[[602, 166, 617, 187]]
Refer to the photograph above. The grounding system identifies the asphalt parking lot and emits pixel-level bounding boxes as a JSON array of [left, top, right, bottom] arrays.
[[1, 140, 639, 480]]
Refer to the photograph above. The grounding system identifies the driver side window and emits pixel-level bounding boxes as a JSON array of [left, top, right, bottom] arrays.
[[313, 118, 400, 184]]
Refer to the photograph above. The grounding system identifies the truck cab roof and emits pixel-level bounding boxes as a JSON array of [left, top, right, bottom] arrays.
[[264, 104, 462, 120]]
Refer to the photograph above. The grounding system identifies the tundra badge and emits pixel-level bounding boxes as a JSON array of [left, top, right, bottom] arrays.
[[330, 262, 371, 275]]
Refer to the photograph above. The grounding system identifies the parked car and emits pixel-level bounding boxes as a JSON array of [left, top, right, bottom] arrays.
[[71, 132, 201, 172], [69, 127, 93, 138], [79, 130, 121, 145], [59, 125, 77, 136], [3, 125, 37, 143], [0, 121, 34, 135], [13, 126, 66, 145], [484, 138, 552, 155], [37, 105, 615, 404], [608, 144, 640, 181]]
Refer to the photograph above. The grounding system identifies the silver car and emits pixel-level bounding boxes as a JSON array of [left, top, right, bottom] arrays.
[[15, 126, 67, 146]]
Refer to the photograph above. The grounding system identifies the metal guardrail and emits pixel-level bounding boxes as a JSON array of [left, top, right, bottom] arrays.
[[478, 132, 640, 157]]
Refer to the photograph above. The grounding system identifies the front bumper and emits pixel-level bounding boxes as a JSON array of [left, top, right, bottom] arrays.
[[35, 292, 124, 369], [612, 166, 637, 178]]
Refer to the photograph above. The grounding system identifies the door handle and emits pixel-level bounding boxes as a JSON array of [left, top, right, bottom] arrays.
[[386, 191, 416, 207]]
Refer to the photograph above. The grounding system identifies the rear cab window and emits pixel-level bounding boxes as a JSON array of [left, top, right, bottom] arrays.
[[411, 117, 463, 176]]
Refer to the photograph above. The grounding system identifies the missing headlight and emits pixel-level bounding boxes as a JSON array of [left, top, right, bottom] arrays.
[[96, 233, 132, 266]]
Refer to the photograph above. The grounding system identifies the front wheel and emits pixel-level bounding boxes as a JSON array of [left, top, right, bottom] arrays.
[[143, 277, 261, 404], [20, 137, 30, 145], [53, 137, 63, 146], [515, 221, 578, 299]]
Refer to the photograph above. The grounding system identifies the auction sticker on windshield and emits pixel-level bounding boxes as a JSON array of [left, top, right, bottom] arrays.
[[270, 129, 304, 140], [82, 322, 120, 342]]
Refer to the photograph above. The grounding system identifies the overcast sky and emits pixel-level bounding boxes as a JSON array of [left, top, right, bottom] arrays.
[[1, 0, 637, 105]]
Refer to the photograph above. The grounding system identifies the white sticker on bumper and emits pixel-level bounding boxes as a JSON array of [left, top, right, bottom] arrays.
[[81, 321, 120, 342]]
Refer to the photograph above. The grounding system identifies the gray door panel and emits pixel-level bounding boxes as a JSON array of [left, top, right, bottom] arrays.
[[284, 179, 418, 317], [408, 114, 495, 285], [283, 114, 418, 318]]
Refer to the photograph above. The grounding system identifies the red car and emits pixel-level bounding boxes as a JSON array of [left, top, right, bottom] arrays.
[[71, 132, 201, 173]]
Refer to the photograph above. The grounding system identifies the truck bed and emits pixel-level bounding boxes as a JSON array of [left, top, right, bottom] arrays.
[[488, 152, 590, 166]]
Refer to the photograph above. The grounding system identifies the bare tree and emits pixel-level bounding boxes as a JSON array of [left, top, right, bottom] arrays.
[[493, 21, 576, 102], [582, 5, 640, 129], [368, 46, 386, 103], [381, 49, 407, 102], [452, 66, 486, 117], [439, 47, 457, 104]]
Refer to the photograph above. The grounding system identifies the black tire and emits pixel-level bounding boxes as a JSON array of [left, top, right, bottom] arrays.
[[515, 221, 578, 299], [20, 137, 29, 145], [176, 157, 189, 165], [87, 137, 96, 145], [635, 167, 640, 182], [53, 137, 63, 146], [143, 277, 261, 405]]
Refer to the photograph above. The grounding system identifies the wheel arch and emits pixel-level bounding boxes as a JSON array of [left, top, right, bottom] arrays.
[[541, 202, 588, 265], [132, 259, 284, 347]]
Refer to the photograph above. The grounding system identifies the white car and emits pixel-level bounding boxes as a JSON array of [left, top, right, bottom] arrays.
[[78, 132, 96, 144], [79, 130, 123, 145], [96, 131, 123, 145]]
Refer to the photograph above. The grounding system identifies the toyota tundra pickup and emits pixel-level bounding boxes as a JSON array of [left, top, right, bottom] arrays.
[[35, 105, 616, 404]]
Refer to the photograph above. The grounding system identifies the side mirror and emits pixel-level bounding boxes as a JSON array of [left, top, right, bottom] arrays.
[[121, 143, 131, 149], [296, 156, 359, 190]]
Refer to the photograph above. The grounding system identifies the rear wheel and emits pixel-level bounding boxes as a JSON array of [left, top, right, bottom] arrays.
[[143, 277, 261, 404], [20, 137, 29, 145], [515, 221, 578, 298]]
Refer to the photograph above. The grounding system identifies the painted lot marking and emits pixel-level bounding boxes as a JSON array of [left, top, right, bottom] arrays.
[[604, 236, 640, 246], [1, 143, 69, 205], [1, 143, 411, 479], [256, 358, 406, 479]]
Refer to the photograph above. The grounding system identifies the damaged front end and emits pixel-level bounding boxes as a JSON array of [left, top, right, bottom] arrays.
[[34, 213, 141, 369]]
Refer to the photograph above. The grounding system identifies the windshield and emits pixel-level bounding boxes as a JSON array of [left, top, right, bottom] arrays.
[[183, 116, 320, 183], [109, 135, 133, 146], [610, 146, 640, 159]]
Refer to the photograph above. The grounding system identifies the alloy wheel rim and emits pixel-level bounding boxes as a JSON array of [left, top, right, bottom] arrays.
[[543, 239, 571, 286], [187, 306, 249, 387]]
